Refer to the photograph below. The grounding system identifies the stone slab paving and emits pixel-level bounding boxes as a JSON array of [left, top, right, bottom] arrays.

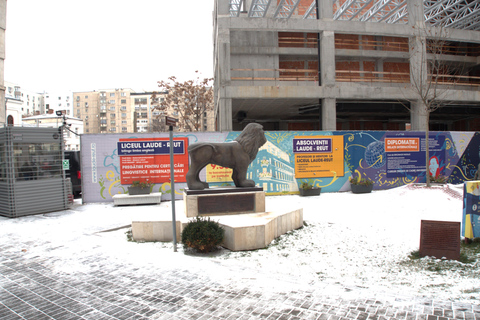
[[0, 206, 479, 320], [1, 241, 479, 320]]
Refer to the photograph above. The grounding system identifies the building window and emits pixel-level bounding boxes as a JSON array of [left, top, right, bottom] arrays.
[[121, 92, 126, 97], [121, 106, 127, 111], [122, 120, 127, 124], [122, 127, 127, 132], [109, 100, 115, 104], [110, 120, 116, 125], [121, 99, 126, 104], [110, 113, 115, 119], [85, 95, 88, 99], [122, 113, 127, 118], [110, 93, 115, 97], [135, 98, 147, 104], [109, 106, 115, 111]]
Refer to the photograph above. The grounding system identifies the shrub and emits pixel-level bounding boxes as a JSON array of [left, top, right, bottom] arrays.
[[429, 173, 447, 184], [349, 174, 374, 186], [181, 216, 225, 253], [300, 179, 318, 190], [131, 180, 154, 189]]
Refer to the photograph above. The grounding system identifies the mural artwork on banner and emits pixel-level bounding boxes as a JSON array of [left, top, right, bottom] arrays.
[[463, 181, 480, 238], [80, 130, 480, 203], [385, 133, 445, 179], [293, 135, 344, 179], [117, 137, 189, 184]]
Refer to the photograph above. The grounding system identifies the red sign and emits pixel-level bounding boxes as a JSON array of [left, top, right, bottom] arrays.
[[118, 137, 188, 184]]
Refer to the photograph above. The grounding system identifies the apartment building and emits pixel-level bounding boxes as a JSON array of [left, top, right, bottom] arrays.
[[44, 92, 73, 116], [131, 92, 161, 133], [5, 81, 44, 115], [74, 89, 215, 134], [74, 89, 135, 134], [214, 0, 480, 131], [132, 91, 215, 133]]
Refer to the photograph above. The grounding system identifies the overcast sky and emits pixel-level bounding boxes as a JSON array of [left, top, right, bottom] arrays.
[[4, 0, 215, 93]]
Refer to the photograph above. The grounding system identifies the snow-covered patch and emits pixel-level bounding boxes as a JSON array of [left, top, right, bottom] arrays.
[[1, 184, 478, 303]]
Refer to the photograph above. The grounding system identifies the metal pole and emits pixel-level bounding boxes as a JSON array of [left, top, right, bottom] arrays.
[[316, 0, 322, 130], [169, 125, 177, 252]]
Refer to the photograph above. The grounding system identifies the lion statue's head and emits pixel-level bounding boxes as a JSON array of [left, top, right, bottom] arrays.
[[234, 123, 267, 161]]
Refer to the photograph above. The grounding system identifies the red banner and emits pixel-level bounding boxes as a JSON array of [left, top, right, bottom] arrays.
[[118, 137, 189, 184]]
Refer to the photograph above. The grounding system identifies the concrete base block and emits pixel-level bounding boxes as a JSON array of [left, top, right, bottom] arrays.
[[113, 192, 162, 206], [130, 207, 303, 251], [218, 209, 303, 251], [132, 220, 182, 243]]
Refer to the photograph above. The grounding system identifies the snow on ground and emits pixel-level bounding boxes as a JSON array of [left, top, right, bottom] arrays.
[[1, 184, 478, 303]]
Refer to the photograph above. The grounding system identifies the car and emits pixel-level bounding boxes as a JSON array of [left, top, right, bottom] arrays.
[[64, 151, 81, 198]]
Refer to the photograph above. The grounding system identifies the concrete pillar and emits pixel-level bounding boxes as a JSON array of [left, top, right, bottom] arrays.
[[218, 97, 233, 131], [319, 30, 336, 131], [407, 0, 425, 28], [317, 0, 333, 20], [216, 0, 230, 15], [320, 31, 335, 86], [215, 26, 232, 131], [322, 98, 336, 131], [410, 100, 428, 131], [407, 0, 428, 131]]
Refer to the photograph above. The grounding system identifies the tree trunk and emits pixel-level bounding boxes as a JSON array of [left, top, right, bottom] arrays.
[[425, 110, 430, 187]]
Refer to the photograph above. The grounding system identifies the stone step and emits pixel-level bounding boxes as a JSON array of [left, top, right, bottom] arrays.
[[131, 208, 303, 251]]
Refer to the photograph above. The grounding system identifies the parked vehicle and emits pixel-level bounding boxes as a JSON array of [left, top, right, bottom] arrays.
[[64, 151, 81, 198]]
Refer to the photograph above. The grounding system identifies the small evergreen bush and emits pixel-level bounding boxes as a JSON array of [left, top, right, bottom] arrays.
[[181, 216, 225, 253]]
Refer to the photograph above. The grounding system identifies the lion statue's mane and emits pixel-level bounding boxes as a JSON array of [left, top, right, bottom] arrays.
[[186, 123, 267, 190]]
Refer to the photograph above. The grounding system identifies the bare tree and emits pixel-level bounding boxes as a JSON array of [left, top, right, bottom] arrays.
[[152, 71, 214, 132], [407, 26, 469, 186], [147, 117, 167, 133]]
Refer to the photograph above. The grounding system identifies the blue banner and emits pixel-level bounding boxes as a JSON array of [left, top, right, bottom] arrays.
[[293, 138, 332, 153], [386, 133, 445, 178], [117, 140, 185, 156]]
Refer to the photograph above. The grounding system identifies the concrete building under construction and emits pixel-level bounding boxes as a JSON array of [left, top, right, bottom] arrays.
[[213, 0, 480, 131]]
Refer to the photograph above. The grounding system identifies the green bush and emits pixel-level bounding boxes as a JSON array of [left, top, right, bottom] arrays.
[[181, 216, 225, 253]]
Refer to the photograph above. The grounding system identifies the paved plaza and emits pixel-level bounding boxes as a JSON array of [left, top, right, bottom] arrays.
[[0, 200, 479, 320]]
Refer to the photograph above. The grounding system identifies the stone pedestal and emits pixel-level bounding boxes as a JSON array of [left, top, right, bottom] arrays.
[[131, 186, 304, 251], [184, 187, 265, 218]]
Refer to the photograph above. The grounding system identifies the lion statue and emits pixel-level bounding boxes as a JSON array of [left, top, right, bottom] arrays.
[[186, 123, 267, 190]]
